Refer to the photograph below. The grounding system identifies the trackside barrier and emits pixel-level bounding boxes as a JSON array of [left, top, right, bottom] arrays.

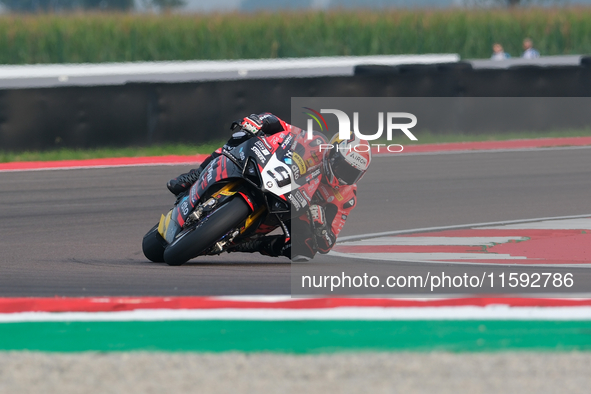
[[2, 60, 591, 151]]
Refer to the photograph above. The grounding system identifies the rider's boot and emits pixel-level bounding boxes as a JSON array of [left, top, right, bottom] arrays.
[[229, 236, 284, 257], [167, 168, 203, 196]]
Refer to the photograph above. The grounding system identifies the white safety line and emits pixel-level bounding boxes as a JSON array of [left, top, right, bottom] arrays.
[[333, 214, 591, 267], [372, 145, 591, 158], [339, 236, 528, 246], [1, 306, 591, 322], [337, 214, 591, 243], [481, 218, 591, 230], [329, 252, 526, 261], [329, 251, 591, 268]]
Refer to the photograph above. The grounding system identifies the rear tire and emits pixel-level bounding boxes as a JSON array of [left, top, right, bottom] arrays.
[[142, 224, 167, 262], [163, 197, 250, 266]]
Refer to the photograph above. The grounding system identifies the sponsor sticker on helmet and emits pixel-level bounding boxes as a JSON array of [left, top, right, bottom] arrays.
[[348, 152, 368, 170]]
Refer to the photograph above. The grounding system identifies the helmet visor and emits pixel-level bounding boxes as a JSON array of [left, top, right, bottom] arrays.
[[330, 152, 364, 185]]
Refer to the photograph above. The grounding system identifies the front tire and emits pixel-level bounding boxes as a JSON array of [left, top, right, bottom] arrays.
[[163, 197, 251, 266], [142, 224, 167, 262]]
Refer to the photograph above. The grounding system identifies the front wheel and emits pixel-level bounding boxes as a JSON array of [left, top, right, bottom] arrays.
[[142, 224, 167, 262], [163, 197, 251, 266]]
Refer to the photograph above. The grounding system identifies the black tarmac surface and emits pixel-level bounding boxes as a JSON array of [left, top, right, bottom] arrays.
[[0, 147, 589, 296]]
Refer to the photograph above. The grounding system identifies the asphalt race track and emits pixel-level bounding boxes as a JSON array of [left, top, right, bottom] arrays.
[[0, 147, 589, 297]]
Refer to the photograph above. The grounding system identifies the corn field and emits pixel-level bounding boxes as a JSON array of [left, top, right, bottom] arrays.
[[0, 9, 589, 64]]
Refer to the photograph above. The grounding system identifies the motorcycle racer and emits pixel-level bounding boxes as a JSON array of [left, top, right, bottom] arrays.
[[166, 113, 371, 261]]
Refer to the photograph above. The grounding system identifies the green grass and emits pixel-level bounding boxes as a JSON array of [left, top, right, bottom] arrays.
[[0, 141, 225, 163], [2, 129, 590, 163], [1, 9, 591, 64], [1, 320, 591, 353]]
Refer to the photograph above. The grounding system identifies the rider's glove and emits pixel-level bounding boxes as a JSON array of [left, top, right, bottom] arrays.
[[309, 204, 336, 254], [309, 205, 327, 235], [231, 113, 284, 136], [237, 114, 264, 135]]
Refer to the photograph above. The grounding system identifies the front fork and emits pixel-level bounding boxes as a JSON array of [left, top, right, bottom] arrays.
[[158, 180, 266, 248]]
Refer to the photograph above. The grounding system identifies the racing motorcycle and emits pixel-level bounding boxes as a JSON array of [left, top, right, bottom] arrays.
[[142, 130, 306, 266]]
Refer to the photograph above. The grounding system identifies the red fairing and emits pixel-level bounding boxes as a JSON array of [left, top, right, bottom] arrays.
[[266, 132, 285, 150], [255, 223, 278, 234], [278, 119, 292, 134], [189, 155, 233, 209], [176, 210, 185, 227]]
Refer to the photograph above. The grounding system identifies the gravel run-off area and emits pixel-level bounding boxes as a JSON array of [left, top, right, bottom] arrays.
[[1, 352, 589, 394]]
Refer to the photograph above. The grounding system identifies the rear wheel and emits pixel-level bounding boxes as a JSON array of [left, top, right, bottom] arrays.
[[163, 197, 251, 266], [142, 224, 167, 262]]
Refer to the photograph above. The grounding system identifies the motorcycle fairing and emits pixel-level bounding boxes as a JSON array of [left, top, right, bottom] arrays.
[[189, 155, 243, 209], [158, 180, 253, 243], [156, 128, 325, 252]]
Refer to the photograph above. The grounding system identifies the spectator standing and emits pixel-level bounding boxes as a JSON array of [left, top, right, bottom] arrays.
[[491, 43, 510, 60], [522, 38, 540, 59]]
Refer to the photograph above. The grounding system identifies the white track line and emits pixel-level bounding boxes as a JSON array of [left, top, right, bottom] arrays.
[[330, 252, 526, 261], [333, 214, 591, 267], [481, 218, 591, 230], [337, 214, 591, 243], [339, 236, 528, 246], [1, 306, 591, 322], [373, 145, 591, 158], [328, 253, 591, 268]]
